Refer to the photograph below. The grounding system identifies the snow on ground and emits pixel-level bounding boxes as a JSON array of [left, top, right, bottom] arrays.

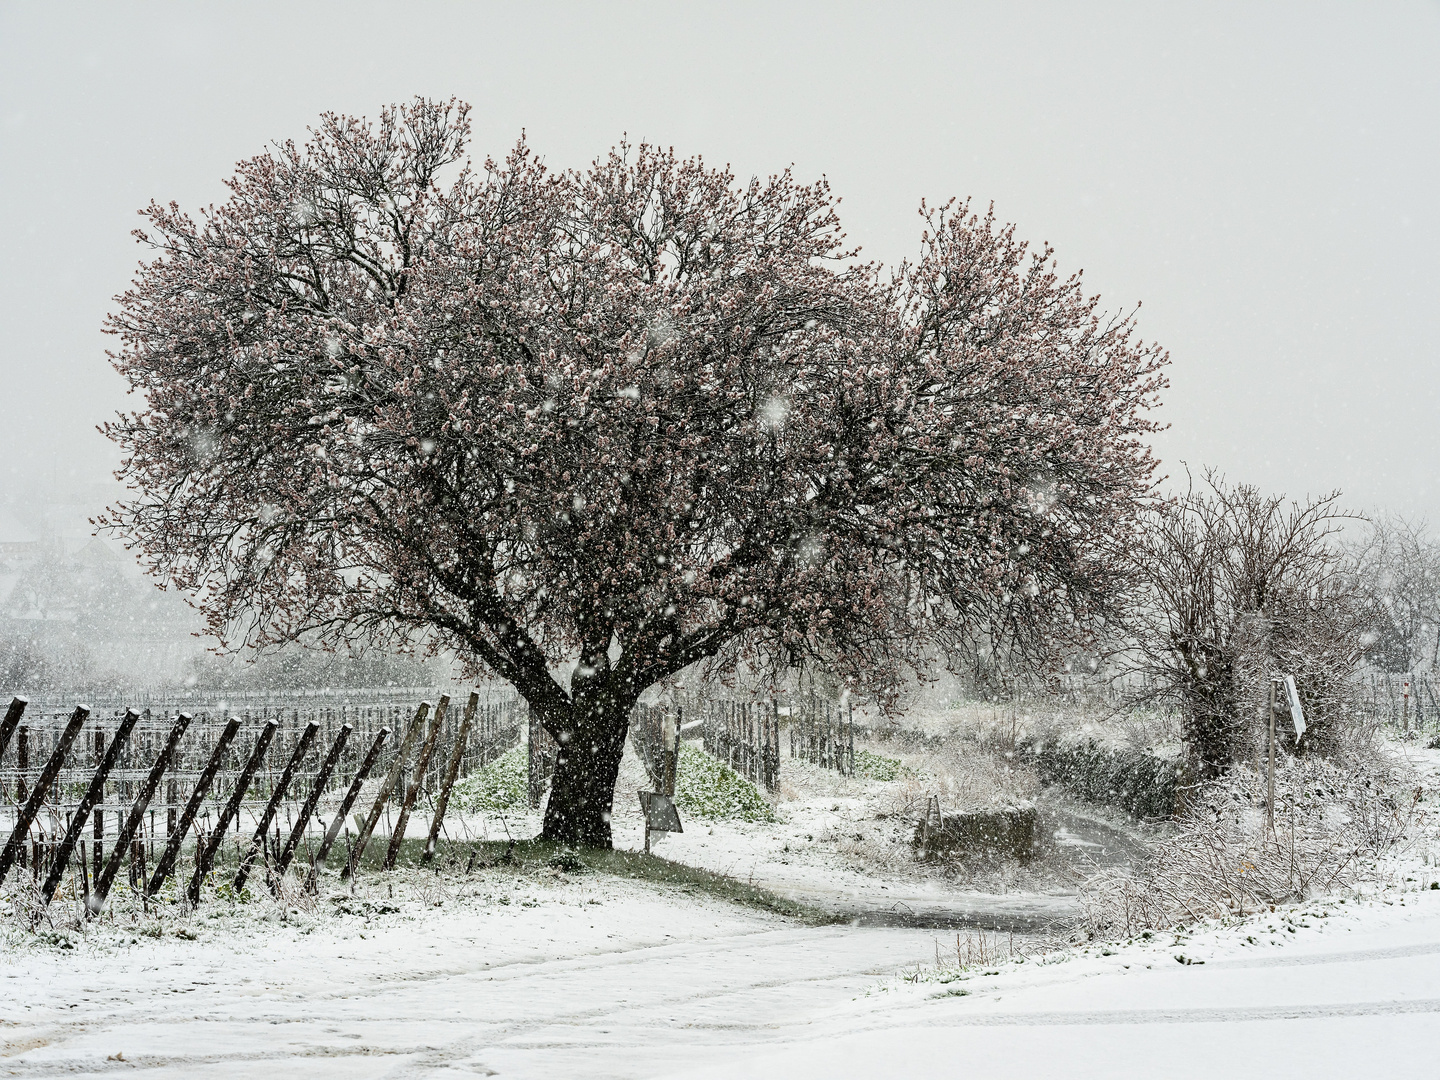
[[1, 743, 1435, 1077], [614, 730, 1146, 931], [0, 870, 942, 1078], [619, 761, 1093, 930], [4, 865, 1438, 1078], [669, 885, 1440, 1080]]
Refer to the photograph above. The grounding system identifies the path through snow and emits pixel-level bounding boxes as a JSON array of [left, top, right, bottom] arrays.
[[3, 880, 1438, 1077]]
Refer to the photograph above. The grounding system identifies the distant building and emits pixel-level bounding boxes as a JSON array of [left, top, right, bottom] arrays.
[[0, 506, 41, 563]]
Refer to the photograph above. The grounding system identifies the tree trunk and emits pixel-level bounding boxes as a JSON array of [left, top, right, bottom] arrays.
[[540, 688, 633, 848]]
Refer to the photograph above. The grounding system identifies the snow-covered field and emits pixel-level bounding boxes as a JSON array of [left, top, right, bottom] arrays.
[[4, 869, 1438, 1078], [678, 885, 1440, 1080], [2, 743, 1435, 1078]]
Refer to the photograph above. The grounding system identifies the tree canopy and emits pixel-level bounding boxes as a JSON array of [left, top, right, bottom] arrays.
[[105, 99, 1166, 844]]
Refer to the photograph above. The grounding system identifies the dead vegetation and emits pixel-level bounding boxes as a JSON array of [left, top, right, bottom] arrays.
[[1078, 752, 1421, 937]]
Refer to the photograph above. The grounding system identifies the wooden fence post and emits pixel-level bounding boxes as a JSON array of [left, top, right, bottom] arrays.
[[307, 726, 389, 891], [0, 696, 26, 762], [847, 701, 855, 777], [273, 723, 351, 880], [346, 701, 431, 878], [425, 692, 478, 861], [39, 710, 141, 906], [147, 717, 241, 896], [186, 720, 278, 904], [0, 706, 88, 886], [93, 713, 191, 908], [233, 721, 319, 892], [384, 696, 449, 870]]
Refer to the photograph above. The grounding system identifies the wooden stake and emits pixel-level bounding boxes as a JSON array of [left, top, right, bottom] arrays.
[[307, 727, 389, 891], [148, 717, 241, 896], [0, 696, 27, 762], [187, 721, 278, 905], [273, 723, 351, 880], [78, 840, 89, 911], [345, 701, 430, 879], [233, 721, 319, 892], [1267, 679, 1277, 832], [0, 706, 88, 886], [40, 709, 141, 906], [425, 692, 478, 861], [384, 696, 449, 870], [94, 713, 191, 908]]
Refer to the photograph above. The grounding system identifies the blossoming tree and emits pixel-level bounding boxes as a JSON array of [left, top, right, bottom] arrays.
[[104, 100, 1166, 846]]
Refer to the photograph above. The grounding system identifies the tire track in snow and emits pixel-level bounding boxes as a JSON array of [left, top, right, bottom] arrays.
[[1205, 940, 1440, 969], [0, 924, 939, 1078]]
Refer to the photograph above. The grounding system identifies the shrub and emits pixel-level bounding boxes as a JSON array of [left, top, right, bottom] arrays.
[[453, 745, 529, 814], [673, 744, 776, 822], [1078, 754, 1416, 937], [854, 748, 904, 782], [1023, 735, 1187, 820]]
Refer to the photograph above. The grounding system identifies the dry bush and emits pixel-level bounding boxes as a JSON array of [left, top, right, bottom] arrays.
[[880, 739, 1039, 822], [1113, 708, 1182, 754], [1078, 753, 1418, 938]]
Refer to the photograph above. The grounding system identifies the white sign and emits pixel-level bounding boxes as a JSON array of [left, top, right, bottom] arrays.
[[1283, 675, 1306, 740]]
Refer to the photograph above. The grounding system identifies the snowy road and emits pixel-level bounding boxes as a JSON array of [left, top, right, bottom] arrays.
[[0, 878, 941, 1078], [670, 889, 1440, 1080], [3, 880, 1438, 1077]]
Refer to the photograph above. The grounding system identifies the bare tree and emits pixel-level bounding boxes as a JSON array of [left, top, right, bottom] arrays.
[[1350, 514, 1440, 674], [1120, 471, 1370, 775]]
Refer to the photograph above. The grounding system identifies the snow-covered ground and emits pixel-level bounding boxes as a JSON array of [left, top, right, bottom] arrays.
[[3, 871, 1438, 1077], [2, 743, 1435, 1077], [574, 730, 1140, 930], [674, 884, 1440, 1080]]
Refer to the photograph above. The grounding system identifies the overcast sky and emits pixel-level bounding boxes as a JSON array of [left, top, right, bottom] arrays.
[[2, 0, 1437, 528]]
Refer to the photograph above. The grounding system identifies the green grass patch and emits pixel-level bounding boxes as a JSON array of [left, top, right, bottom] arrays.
[[674, 743, 776, 822], [854, 747, 903, 781], [416, 838, 836, 922]]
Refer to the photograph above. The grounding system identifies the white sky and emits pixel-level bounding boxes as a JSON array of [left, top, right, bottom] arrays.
[[2, 0, 1437, 526]]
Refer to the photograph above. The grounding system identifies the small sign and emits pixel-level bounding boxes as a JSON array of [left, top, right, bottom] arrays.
[[1283, 675, 1306, 740], [638, 791, 683, 834]]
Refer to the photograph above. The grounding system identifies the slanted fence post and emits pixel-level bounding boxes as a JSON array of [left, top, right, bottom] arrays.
[[94, 713, 190, 908], [0, 696, 26, 762], [148, 717, 240, 896], [426, 692, 479, 861], [273, 723, 351, 882], [234, 721, 319, 892], [346, 701, 430, 878], [187, 720, 279, 905], [307, 726, 389, 891], [40, 709, 140, 906], [384, 696, 449, 870], [0, 706, 88, 887]]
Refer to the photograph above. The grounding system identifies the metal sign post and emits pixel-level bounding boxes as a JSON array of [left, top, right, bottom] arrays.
[[638, 790, 683, 854], [1267, 679, 1277, 832]]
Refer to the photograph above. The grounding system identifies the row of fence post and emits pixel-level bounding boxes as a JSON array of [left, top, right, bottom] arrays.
[[698, 700, 781, 792], [786, 699, 855, 776], [0, 689, 522, 913], [1365, 672, 1438, 734]]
